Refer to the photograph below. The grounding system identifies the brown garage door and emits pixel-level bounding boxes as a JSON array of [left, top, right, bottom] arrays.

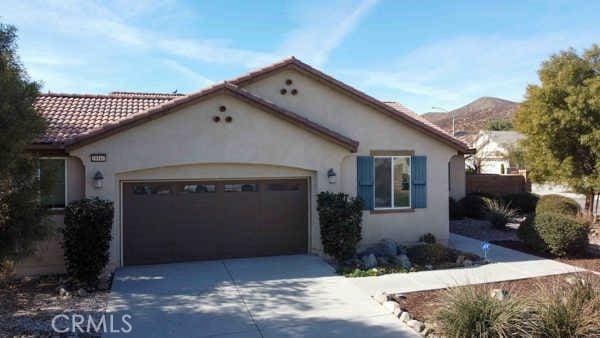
[[122, 179, 308, 265]]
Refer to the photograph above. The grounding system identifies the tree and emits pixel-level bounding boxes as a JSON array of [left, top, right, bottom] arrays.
[[515, 45, 600, 218], [0, 23, 49, 266], [485, 119, 513, 131]]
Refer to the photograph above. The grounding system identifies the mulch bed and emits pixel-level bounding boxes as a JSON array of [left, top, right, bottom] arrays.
[[491, 240, 600, 273], [397, 272, 600, 323], [0, 275, 109, 337]]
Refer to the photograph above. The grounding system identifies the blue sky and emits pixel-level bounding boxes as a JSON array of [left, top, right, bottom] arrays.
[[2, 0, 599, 113]]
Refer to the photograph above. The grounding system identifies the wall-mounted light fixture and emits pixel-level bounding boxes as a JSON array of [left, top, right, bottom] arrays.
[[327, 168, 337, 184], [93, 171, 104, 189]]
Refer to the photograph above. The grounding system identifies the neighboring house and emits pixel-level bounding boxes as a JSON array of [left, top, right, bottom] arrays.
[[467, 130, 525, 174], [19, 57, 472, 275]]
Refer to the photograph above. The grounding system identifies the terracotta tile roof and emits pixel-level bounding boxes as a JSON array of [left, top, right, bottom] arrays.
[[32, 57, 471, 153], [34, 92, 178, 144]]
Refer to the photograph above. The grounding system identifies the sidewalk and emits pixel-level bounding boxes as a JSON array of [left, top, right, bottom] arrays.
[[349, 234, 583, 296]]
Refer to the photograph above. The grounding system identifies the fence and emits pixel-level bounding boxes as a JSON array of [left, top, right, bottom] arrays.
[[466, 174, 531, 196]]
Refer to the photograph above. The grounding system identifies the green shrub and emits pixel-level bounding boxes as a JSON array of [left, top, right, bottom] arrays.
[[419, 233, 436, 244], [531, 276, 600, 337], [458, 193, 497, 219], [449, 197, 464, 220], [407, 243, 449, 265], [62, 198, 113, 287], [484, 198, 518, 229], [435, 285, 529, 337], [534, 213, 590, 256], [536, 194, 580, 216], [517, 214, 546, 252], [317, 192, 363, 261], [502, 192, 539, 214]]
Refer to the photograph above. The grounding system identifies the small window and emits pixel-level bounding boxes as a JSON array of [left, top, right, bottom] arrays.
[[39, 158, 66, 208], [224, 183, 258, 192], [133, 185, 152, 195], [268, 182, 300, 191], [181, 184, 216, 193], [374, 156, 411, 209], [132, 185, 172, 195]]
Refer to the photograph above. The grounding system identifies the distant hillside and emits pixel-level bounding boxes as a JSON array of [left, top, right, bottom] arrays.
[[422, 97, 519, 144]]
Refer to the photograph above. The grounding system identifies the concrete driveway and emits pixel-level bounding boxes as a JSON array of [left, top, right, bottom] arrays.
[[106, 255, 417, 338]]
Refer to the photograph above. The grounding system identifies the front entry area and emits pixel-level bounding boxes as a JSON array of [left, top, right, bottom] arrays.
[[122, 179, 308, 265]]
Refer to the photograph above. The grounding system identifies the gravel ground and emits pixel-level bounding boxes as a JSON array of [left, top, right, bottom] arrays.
[[398, 272, 600, 323], [449, 219, 520, 242], [0, 275, 109, 337]]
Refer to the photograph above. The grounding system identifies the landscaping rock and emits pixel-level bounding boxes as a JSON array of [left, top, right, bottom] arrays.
[[490, 288, 508, 301], [372, 291, 389, 304], [382, 300, 401, 314], [57, 287, 68, 297], [565, 275, 578, 285], [407, 319, 425, 332], [379, 238, 399, 256], [376, 256, 389, 266], [419, 326, 432, 337], [361, 253, 377, 269], [463, 259, 473, 267], [361, 238, 399, 257], [392, 254, 412, 269], [399, 311, 411, 323], [77, 288, 89, 297], [425, 264, 433, 270], [456, 255, 466, 265]]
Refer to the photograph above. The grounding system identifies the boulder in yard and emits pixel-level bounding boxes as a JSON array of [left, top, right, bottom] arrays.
[[361, 253, 377, 269], [407, 319, 425, 332]]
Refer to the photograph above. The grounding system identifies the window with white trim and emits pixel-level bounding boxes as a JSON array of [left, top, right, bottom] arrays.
[[39, 158, 67, 208], [374, 156, 411, 208]]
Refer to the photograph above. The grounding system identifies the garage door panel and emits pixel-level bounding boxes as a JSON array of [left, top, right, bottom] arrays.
[[123, 179, 308, 265]]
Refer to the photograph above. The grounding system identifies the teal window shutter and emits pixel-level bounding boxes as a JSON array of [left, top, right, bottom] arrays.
[[411, 156, 427, 208], [356, 156, 374, 210]]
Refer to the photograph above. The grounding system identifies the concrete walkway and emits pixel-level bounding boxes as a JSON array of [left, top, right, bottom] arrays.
[[106, 255, 417, 338], [349, 234, 584, 296]]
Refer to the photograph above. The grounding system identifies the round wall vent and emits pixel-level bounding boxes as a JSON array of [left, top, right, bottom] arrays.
[[285, 79, 293, 86], [291, 89, 298, 95], [280, 88, 287, 95], [212, 116, 221, 122], [219, 105, 227, 112], [225, 116, 233, 123]]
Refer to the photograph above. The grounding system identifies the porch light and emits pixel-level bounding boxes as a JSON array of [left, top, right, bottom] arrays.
[[93, 171, 104, 189], [327, 168, 337, 184]]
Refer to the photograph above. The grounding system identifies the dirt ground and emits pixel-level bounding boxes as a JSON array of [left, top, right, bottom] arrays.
[[0, 275, 108, 337], [398, 272, 600, 323]]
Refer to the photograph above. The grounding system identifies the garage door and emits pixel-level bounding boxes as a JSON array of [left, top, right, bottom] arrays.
[[122, 179, 308, 265]]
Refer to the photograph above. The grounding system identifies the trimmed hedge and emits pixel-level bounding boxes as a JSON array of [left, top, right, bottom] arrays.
[[62, 198, 113, 286], [536, 194, 580, 216], [518, 212, 590, 256], [458, 193, 497, 219], [317, 192, 363, 261], [502, 192, 539, 214]]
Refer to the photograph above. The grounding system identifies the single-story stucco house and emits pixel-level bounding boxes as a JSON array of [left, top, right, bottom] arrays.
[[19, 57, 471, 275]]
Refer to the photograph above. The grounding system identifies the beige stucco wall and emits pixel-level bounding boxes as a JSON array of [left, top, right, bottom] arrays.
[[22, 69, 462, 274], [16, 157, 85, 276], [244, 70, 458, 245], [70, 92, 349, 269]]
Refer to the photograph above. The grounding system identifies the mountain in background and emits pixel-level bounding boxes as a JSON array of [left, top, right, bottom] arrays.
[[422, 97, 520, 145]]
